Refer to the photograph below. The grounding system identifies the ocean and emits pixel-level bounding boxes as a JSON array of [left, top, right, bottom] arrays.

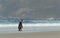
[[0, 19, 60, 34]]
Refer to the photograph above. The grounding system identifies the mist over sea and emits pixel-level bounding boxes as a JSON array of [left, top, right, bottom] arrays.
[[0, 19, 60, 34]]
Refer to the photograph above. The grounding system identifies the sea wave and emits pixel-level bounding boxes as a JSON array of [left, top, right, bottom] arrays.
[[0, 23, 60, 27]]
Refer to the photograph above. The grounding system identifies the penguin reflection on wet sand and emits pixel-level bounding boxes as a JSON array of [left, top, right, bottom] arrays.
[[18, 20, 23, 31]]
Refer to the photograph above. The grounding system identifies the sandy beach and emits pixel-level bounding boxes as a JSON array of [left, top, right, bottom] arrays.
[[0, 31, 60, 38]]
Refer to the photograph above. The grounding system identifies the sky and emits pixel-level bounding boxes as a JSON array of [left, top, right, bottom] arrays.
[[0, 0, 60, 19]]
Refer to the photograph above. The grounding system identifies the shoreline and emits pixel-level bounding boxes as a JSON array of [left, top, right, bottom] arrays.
[[0, 31, 60, 38]]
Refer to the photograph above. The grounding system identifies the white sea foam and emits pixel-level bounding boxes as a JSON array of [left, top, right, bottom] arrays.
[[0, 23, 60, 27], [0, 23, 60, 33]]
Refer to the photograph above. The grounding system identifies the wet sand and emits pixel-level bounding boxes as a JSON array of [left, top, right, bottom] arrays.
[[0, 31, 60, 38]]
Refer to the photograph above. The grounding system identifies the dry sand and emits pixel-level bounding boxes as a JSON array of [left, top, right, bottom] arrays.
[[0, 31, 60, 38]]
